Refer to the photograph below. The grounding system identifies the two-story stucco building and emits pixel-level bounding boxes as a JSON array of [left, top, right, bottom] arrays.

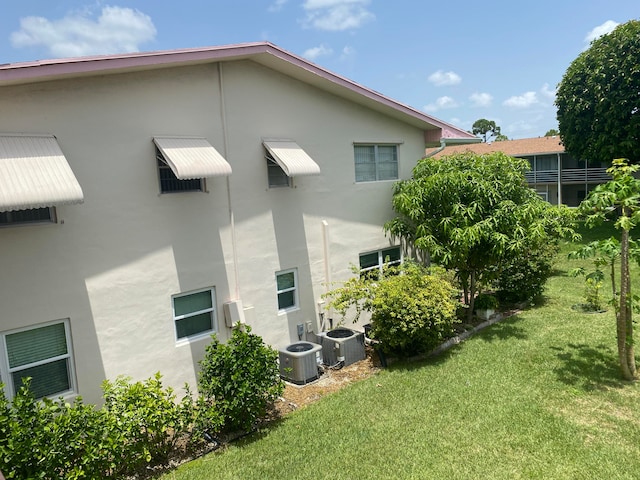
[[0, 42, 475, 404]]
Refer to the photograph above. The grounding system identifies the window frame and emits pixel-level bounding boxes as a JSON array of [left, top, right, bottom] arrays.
[[172, 287, 217, 343], [0, 319, 76, 400], [156, 146, 205, 194], [359, 246, 402, 279], [354, 144, 399, 183], [276, 268, 299, 313], [0, 207, 56, 227]]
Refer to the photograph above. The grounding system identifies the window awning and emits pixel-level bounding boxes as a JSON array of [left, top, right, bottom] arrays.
[[263, 140, 320, 176], [153, 136, 232, 179], [0, 135, 84, 212]]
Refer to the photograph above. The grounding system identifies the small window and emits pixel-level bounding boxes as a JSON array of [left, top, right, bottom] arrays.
[[359, 246, 402, 279], [172, 288, 216, 340], [354, 144, 398, 182], [0, 207, 55, 226], [157, 147, 204, 193], [266, 152, 291, 188], [276, 269, 298, 312], [1, 320, 75, 400]]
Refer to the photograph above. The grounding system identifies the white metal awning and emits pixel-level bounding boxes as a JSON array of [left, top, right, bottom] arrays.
[[153, 136, 232, 179], [263, 140, 320, 176], [0, 134, 84, 212]]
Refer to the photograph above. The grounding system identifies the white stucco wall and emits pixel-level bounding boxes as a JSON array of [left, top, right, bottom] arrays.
[[0, 60, 430, 403]]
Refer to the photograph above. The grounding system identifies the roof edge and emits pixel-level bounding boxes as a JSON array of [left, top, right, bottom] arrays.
[[0, 41, 474, 140]]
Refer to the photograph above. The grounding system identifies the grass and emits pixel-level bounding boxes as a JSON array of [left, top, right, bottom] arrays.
[[162, 221, 640, 480]]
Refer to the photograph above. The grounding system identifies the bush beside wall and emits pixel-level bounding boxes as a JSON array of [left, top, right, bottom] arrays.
[[0, 327, 282, 479]]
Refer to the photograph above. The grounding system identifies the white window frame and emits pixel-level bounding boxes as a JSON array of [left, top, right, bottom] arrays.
[[359, 246, 402, 277], [276, 268, 299, 314], [354, 144, 399, 183], [156, 147, 205, 194], [172, 287, 217, 343], [0, 319, 76, 400]]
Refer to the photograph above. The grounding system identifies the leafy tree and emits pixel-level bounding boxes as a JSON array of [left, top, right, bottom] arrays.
[[545, 129, 559, 137], [556, 20, 640, 164], [577, 159, 640, 380], [384, 151, 575, 321], [472, 118, 502, 143], [494, 133, 509, 142]]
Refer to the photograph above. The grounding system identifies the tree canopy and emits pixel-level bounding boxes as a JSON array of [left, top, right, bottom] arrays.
[[472, 119, 502, 143], [556, 20, 640, 164], [385, 151, 575, 320]]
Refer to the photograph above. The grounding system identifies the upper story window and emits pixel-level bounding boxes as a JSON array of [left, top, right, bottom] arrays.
[[156, 147, 204, 193], [535, 154, 558, 171], [263, 140, 320, 188], [0, 207, 55, 226], [359, 246, 402, 279], [0, 320, 75, 400], [276, 268, 299, 313], [354, 144, 398, 182], [266, 152, 291, 188], [172, 288, 217, 341]]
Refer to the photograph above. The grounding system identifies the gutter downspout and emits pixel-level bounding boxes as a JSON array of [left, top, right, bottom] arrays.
[[425, 138, 447, 158], [218, 62, 241, 300]]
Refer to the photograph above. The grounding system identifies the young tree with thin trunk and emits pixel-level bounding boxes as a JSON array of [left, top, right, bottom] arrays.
[[578, 159, 640, 380]]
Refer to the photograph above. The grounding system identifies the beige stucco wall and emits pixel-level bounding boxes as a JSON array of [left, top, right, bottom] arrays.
[[0, 60, 429, 403]]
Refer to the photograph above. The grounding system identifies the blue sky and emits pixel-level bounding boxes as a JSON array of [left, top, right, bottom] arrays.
[[1, 1, 638, 139]]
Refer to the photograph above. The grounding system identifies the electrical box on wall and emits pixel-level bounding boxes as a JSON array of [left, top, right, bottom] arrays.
[[223, 300, 246, 327]]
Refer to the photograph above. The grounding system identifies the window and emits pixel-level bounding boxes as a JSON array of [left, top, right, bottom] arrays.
[[172, 288, 216, 340], [354, 144, 398, 182], [157, 147, 204, 193], [359, 246, 402, 279], [1, 320, 75, 400], [535, 154, 558, 171], [0, 207, 55, 226], [276, 269, 298, 312], [266, 153, 291, 188]]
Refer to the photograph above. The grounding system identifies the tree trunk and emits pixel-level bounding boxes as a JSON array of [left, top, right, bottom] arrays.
[[618, 226, 637, 380], [467, 270, 477, 323]]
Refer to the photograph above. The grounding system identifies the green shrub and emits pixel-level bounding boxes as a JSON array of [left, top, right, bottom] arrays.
[[368, 263, 459, 356], [0, 373, 217, 479], [198, 325, 284, 433], [474, 293, 499, 311], [495, 241, 557, 304], [101, 373, 197, 474], [0, 379, 113, 479]]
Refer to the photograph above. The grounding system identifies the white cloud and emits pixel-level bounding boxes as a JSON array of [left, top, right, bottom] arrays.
[[303, 44, 333, 60], [10, 6, 156, 58], [302, 0, 374, 31], [469, 92, 492, 107], [585, 20, 619, 44], [423, 96, 459, 112], [268, 0, 289, 12], [340, 45, 355, 60], [503, 91, 538, 108], [428, 70, 461, 86], [540, 83, 556, 99]]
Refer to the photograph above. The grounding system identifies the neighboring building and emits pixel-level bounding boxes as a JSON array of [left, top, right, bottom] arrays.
[[432, 136, 610, 206], [0, 42, 475, 403]]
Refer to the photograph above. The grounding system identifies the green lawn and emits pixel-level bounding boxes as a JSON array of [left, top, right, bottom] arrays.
[[163, 222, 640, 480]]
